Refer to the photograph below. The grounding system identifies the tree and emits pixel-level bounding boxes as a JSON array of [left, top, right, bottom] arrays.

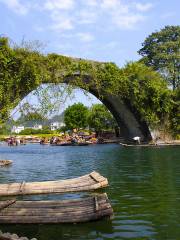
[[0, 124, 11, 135], [138, 26, 180, 90], [64, 103, 88, 130], [0, 37, 48, 122], [122, 62, 172, 127], [88, 104, 116, 135]]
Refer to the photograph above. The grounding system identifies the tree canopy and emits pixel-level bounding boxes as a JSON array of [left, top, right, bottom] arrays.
[[88, 104, 116, 134], [0, 37, 46, 122], [64, 103, 88, 130], [122, 62, 172, 127], [138, 25, 180, 90]]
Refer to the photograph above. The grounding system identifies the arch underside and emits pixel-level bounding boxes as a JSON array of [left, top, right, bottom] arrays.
[[90, 90, 152, 142], [63, 74, 152, 142]]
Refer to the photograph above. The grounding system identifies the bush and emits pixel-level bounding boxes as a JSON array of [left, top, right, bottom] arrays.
[[19, 127, 52, 135]]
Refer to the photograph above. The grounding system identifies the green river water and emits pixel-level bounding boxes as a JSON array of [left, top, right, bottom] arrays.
[[0, 143, 180, 240]]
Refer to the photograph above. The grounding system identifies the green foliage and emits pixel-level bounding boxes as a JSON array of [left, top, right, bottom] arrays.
[[58, 125, 68, 133], [88, 104, 116, 133], [19, 126, 51, 135], [122, 62, 173, 127], [169, 88, 180, 135], [64, 103, 88, 130], [0, 35, 179, 137], [0, 124, 11, 135], [138, 25, 180, 90], [0, 37, 48, 122]]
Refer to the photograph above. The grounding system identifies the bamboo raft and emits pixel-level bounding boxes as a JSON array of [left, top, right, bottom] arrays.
[[0, 160, 13, 167], [0, 171, 108, 196], [0, 193, 113, 224]]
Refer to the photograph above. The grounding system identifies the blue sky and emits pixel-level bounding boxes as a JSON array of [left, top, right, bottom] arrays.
[[0, 0, 179, 117]]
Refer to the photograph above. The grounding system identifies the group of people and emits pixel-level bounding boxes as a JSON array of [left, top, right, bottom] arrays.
[[6, 133, 98, 146], [7, 137, 25, 146], [40, 133, 98, 145]]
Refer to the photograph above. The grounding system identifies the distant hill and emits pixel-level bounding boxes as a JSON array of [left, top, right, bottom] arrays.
[[49, 112, 64, 123], [10, 112, 64, 127]]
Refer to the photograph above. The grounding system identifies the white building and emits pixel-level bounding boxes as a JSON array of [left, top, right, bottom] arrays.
[[32, 124, 42, 130], [11, 126, 25, 134], [50, 122, 65, 131]]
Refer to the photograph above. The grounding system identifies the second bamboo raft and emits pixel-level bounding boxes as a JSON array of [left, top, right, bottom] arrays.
[[0, 171, 108, 196], [0, 193, 113, 224]]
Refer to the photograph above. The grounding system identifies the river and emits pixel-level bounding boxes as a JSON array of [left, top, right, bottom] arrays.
[[0, 143, 180, 240]]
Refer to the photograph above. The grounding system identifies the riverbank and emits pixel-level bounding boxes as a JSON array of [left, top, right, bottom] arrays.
[[1, 135, 180, 146], [0, 134, 122, 146]]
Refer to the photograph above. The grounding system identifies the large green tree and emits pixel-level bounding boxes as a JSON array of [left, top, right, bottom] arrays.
[[64, 103, 88, 130], [88, 104, 116, 135], [138, 25, 180, 90], [122, 62, 172, 127]]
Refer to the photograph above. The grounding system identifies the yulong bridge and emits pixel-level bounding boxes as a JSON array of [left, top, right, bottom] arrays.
[[1, 37, 169, 142]]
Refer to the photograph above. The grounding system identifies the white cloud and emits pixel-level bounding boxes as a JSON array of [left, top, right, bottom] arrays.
[[0, 0, 28, 15], [42, 1, 75, 32], [77, 33, 94, 42], [44, 0, 74, 11], [0, 0, 154, 32], [135, 3, 153, 12], [80, 0, 145, 29], [100, 0, 147, 29]]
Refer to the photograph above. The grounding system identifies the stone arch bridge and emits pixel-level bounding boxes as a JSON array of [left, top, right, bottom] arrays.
[[1, 48, 152, 142], [14, 55, 152, 142]]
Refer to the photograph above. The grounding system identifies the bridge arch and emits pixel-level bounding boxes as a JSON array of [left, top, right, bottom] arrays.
[[16, 68, 152, 142], [0, 38, 153, 141], [19, 79, 152, 141], [61, 74, 152, 142]]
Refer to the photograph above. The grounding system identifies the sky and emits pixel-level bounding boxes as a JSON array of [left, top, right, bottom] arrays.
[[0, 0, 179, 118]]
